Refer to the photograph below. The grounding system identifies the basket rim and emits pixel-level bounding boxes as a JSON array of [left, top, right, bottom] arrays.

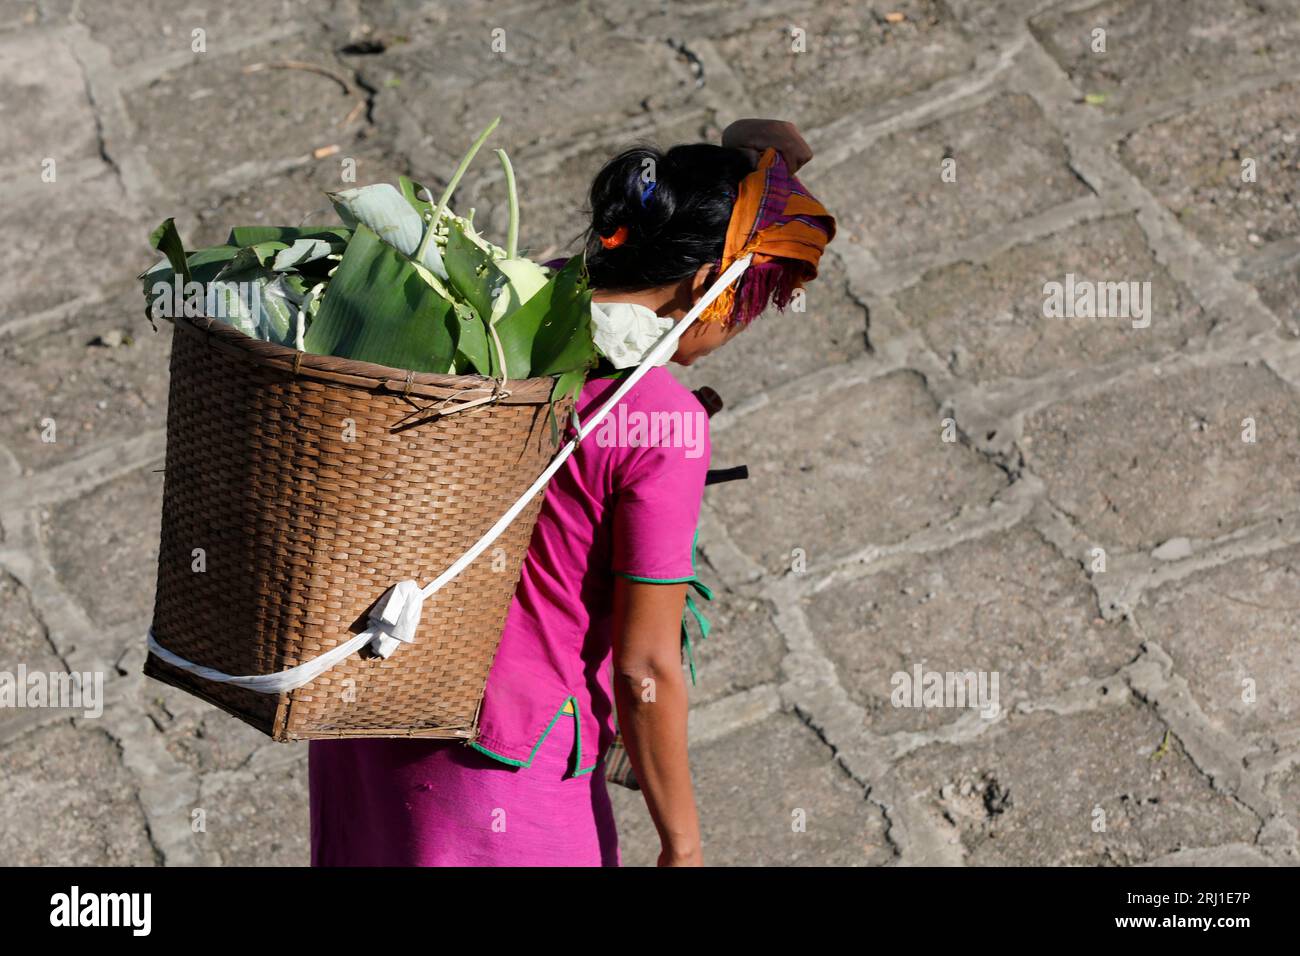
[[173, 311, 558, 404]]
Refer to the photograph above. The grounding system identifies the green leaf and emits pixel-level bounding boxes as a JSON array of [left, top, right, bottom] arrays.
[[329, 183, 421, 249], [453, 302, 491, 375], [398, 175, 434, 218], [202, 279, 258, 339], [225, 225, 351, 247], [443, 216, 506, 320], [187, 245, 241, 283], [494, 255, 597, 378], [273, 237, 338, 271], [277, 272, 310, 300], [217, 241, 289, 277], [303, 224, 457, 373], [205, 270, 297, 345], [329, 182, 447, 278], [548, 368, 586, 447], [259, 275, 299, 343], [147, 219, 190, 284], [141, 237, 238, 325], [550, 366, 586, 410]]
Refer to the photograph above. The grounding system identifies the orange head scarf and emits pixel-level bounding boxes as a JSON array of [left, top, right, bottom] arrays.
[[700, 146, 838, 325]]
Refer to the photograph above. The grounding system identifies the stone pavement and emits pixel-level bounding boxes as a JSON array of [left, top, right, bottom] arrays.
[[1, 0, 1298, 866]]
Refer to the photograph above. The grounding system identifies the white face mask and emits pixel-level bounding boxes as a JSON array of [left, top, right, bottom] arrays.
[[589, 300, 675, 369]]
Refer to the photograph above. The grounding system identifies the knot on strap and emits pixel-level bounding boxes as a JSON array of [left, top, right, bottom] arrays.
[[367, 579, 426, 658]]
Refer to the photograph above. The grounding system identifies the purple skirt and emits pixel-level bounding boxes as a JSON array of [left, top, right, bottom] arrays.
[[309, 714, 621, 866]]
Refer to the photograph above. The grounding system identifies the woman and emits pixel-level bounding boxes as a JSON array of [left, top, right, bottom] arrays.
[[309, 118, 835, 867]]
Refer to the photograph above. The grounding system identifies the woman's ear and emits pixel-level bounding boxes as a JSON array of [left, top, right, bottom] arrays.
[[690, 261, 717, 299]]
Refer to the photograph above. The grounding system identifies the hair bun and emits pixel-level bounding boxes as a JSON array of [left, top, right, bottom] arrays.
[[583, 142, 751, 291]]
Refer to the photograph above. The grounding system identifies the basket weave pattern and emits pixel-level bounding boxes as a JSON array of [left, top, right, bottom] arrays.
[[144, 314, 565, 742]]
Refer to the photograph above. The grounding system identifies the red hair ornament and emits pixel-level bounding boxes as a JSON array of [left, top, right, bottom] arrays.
[[599, 225, 629, 249]]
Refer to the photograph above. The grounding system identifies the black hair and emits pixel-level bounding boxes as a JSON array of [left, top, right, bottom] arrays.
[[580, 142, 754, 292]]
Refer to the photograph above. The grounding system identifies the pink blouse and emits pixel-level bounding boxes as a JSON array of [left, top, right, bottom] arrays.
[[470, 366, 711, 774]]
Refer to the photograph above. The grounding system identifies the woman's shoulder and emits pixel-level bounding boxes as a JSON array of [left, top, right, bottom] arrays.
[[576, 367, 710, 476], [580, 366, 704, 416]]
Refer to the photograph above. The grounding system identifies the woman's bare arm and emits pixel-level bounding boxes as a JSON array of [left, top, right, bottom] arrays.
[[611, 577, 702, 866]]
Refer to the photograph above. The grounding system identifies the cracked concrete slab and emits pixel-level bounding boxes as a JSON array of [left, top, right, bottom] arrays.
[[1138, 545, 1300, 742], [1022, 360, 1300, 552], [1120, 81, 1300, 261], [44, 467, 163, 633], [0, 27, 101, 168], [710, 0, 979, 131], [816, 92, 1093, 262], [1029, 0, 1300, 117], [896, 215, 1215, 386], [710, 369, 1008, 575], [0, 290, 173, 473], [886, 700, 1260, 866], [361, 5, 702, 169], [123, 36, 366, 198], [807, 524, 1129, 735], [0, 721, 158, 865]]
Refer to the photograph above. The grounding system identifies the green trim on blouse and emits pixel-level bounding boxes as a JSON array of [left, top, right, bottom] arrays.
[[569, 696, 599, 777], [613, 524, 703, 584], [470, 695, 597, 778], [614, 571, 696, 584], [683, 524, 713, 684], [612, 525, 713, 686]]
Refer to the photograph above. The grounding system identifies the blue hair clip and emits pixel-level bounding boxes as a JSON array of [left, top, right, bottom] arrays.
[[640, 179, 658, 206]]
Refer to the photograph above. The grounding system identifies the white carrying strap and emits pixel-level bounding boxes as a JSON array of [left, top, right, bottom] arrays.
[[147, 255, 754, 694]]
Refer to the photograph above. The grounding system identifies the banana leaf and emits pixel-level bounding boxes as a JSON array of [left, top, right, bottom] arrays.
[[140, 246, 236, 292], [147, 218, 190, 284], [547, 365, 587, 445], [220, 241, 289, 274], [187, 245, 242, 281], [303, 224, 458, 373], [226, 225, 351, 246], [452, 299, 491, 374], [493, 255, 597, 378], [141, 226, 243, 325], [204, 268, 298, 345]]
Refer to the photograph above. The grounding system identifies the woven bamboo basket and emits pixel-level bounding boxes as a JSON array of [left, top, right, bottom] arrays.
[[144, 311, 568, 742]]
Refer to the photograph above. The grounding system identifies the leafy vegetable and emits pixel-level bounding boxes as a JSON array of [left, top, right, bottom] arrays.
[[302, 224, 458, 373], [143, 115, 607, 426]]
